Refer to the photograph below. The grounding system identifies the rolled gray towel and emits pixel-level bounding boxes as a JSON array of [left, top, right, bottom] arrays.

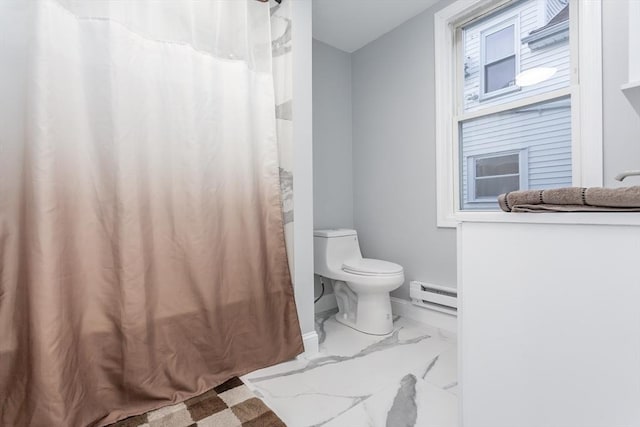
[[585, 186, 640, 207], [497, 193, 511, 212], [498, 186, 640, 212], [542, 187, 584, 205], [498, 190, 543, 211]]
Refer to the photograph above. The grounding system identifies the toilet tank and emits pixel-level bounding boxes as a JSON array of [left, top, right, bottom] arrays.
[[313, 229, 362, 277]]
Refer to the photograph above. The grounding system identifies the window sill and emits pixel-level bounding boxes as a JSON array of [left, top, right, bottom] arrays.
[[478, 84, 521, 102], [451, 211, 640, 227]]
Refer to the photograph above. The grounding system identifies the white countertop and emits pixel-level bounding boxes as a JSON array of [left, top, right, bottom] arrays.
[[455, 211, 640, 226]]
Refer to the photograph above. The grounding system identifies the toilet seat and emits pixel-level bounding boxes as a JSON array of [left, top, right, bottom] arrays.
[[342, 258, 403, 276]]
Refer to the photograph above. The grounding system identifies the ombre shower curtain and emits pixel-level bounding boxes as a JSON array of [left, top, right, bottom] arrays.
[[0, 1, 303, 425]]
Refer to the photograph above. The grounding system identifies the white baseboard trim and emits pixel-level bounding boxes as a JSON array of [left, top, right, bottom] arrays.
[[391, 297, 457, 333], [314, 293, 337, 313], [301, 330, 319, 356]]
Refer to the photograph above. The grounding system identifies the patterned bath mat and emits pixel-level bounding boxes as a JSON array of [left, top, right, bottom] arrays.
[[109, 377, 285, 427]]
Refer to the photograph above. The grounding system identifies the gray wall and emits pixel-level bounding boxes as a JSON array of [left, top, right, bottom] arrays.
[[603, 0, 640, 187], [351, 1, 458, 297], [312, 39, 354, 300], [312, 39, 354, 229]]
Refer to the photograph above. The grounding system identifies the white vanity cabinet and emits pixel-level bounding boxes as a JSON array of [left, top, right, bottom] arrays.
[[458, 214, 640, 427]]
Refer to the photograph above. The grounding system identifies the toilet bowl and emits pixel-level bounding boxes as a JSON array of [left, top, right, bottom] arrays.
[[313, 229, 404, 335]]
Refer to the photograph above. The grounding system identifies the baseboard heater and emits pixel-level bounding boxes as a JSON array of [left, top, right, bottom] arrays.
[[409, 281, 457, 315]]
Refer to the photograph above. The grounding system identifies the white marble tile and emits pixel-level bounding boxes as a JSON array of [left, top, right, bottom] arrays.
[[321, 376, 402, 427], [249, 330, 448, 396], [243, 356, 309, 381], [310, 343, 447, 393], [243, 313, 458, 427], [318, 315, 449, 358], [250, 383, 362, 427], [444, 383, 459, 396], [324, 375, 458, 427], [421, 342, 458, 389], [414, 377, 458, 426]]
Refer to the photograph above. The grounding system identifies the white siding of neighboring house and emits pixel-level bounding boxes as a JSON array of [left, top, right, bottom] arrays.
[[460, 0, 571, 210], [461, 98, 571, 210]]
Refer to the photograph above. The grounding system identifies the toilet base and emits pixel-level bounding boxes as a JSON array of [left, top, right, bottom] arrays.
[[334, 281, 395, 336], [334, 311, 394, 336]]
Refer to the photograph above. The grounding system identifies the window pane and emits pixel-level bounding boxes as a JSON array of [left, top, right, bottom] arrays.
[[485, 25, 514, 63], [476, 154, 519, 177], [460, 97, 572, 210], [462, 0, 571, 112], [485, 56, 516, 93], [476, 175, 520, 198]]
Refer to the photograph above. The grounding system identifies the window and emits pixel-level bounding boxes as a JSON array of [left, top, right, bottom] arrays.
[[480, 18, 519, 97], [467, 151, 528, 207], [460, 1, 571, 210], [435, 0, 602, 225]]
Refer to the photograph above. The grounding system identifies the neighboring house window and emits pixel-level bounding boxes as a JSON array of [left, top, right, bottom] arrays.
[[480, 18, 519, 98], [435, 0, 603, 223], [467, 151, 528, 203]]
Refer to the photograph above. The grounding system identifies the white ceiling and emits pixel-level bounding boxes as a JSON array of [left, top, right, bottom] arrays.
[[312, 0, 440, 53]]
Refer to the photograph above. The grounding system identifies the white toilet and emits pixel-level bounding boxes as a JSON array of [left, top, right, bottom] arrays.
[[313, 229, 404, 335]]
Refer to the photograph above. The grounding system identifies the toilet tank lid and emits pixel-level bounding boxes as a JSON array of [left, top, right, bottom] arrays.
[[313, 228, 357, 238]]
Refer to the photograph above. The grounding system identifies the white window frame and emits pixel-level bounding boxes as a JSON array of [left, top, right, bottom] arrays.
[[466, 149, 528, 203], [435, 0, 603, 227], [478, 15, 521, 100]]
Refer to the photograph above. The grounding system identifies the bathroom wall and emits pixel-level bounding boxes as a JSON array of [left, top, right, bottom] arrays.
[[351, 0, 458, 298], [291, 0, 317, 352], [312, 39, 355, 303], [602, 0, 640, 187], [312, 39, 354, 229]]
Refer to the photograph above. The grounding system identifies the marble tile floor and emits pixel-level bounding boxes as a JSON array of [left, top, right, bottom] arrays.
[[242, 309, 458, 427]]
